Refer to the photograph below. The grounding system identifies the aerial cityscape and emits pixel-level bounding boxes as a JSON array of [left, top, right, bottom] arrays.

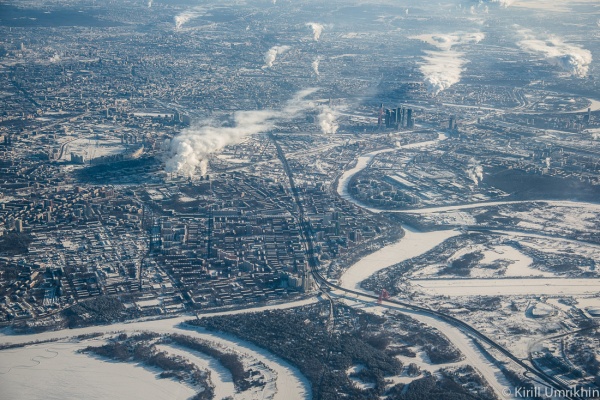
[[0, 0, 599, 399]]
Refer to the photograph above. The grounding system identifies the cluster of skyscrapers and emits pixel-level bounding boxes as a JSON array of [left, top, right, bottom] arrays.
[[381, 105, 414, 130]]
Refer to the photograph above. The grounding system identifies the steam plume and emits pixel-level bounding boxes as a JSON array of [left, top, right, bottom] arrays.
[[165, 89, 318, 176], [517, 29, 592, 77], [411, 32, 484, 95], [175, 8, 203, 29], [312, 57, 320, 76], [306, 23, 324, 41], [466, 161, 484, 186], [420, 51, 466, 96], [264, 45, 290, 68], [318, 106, 338, 134]]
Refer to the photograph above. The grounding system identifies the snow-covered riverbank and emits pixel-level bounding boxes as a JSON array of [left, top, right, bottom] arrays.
[[0, 298, 316, 400]]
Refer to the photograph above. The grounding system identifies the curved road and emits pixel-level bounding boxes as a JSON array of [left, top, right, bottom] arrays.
[[328, 138, 590, 398]]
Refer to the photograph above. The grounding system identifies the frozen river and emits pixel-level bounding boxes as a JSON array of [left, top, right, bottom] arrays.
[[335, 139, 600, 398], [0, 299, 316, 400]]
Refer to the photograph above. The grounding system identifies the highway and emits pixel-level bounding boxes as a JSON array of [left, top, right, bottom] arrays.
[[270, 132, 582, 399], [312, 270, 580, 399]]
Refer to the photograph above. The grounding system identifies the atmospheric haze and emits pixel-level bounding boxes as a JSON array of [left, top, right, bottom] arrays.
[[165, 89, 319, 176]]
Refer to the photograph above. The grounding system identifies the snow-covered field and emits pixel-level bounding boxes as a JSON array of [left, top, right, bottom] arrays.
[[412, 278, 600, 297], [60, 136, 126, 161], [336, 296, 512, 398], [415, 243, 556, 279], [396, 200, 600, 215], [215, 154, 251, 164], [334, 143, 600, 398]]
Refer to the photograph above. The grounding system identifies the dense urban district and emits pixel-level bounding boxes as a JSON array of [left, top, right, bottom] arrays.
[[1, 0, 600, 399]]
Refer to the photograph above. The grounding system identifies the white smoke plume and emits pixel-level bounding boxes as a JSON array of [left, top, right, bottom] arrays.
[[148, 0, 152, 8], [165, 89, 318, 176], [545, 157, 551, 168], [517, 29, 592, 77], [264, 45, 290, 68], [411, 32, 484, 95], [312, 57, 320, 76], [175, 8, 204, 30], [318, 106, 338, 134], [466, 162, 484, 186], [49, 53, 61, 63], [306, 23, 324, 41], [420, 51, 466, 96]]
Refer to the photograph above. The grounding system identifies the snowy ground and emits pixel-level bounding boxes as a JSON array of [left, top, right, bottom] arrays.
[[215, 154, 251, 164], [157, 343, 236, 399], [0, 298, 317, 400], [411, 278, 600, 297], [395, 200, 600, 215], [334, 296, 513, 398], [60, 136, 126, 161], [412, 243, 556, 279], [0, 341, 196, 400], [334, 143, 600, 398]]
